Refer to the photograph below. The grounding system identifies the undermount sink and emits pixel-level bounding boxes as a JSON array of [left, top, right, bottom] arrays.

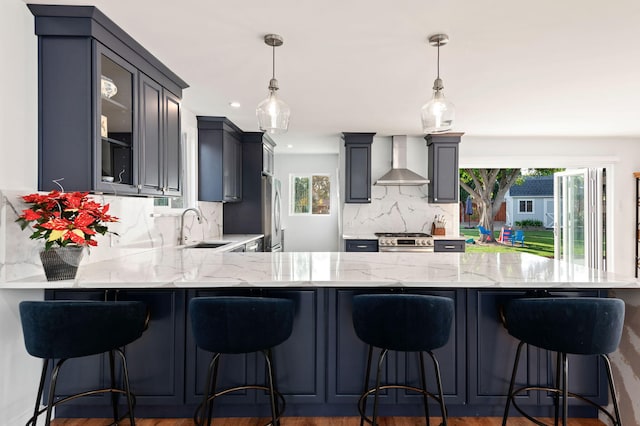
[[185, 242, 230, 249]]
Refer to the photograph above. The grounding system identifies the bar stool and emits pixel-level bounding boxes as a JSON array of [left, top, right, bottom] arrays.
[[352, 293, 454, 426], [502, 297, 624, 426], [189, 296, 295, 426], [19, 300, 148, 426]]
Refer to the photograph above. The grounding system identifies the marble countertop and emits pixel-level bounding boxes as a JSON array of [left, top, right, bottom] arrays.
[[2, 248, 638, 290]]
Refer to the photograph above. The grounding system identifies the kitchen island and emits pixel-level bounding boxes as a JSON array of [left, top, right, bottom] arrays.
[[3, 250, 637, 419]]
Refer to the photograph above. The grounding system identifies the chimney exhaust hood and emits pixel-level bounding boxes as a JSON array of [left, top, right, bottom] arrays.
[[375, 135, 429, 186]]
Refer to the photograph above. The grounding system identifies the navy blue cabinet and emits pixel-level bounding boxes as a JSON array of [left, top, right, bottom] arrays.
[[327, 289, 466, 415], [44, 289, 185, 416], [29, 5, 187, 196], [185, 288, 325, 416], [345, 239, 378, 252], [197, 117, 243, 203], [45, 290, 111, 410], [43, 287, 607, 419], [223, 131, 277, 235], [467, 290, 606, 417], [425, 133, 463, 203], [343, 133, 375, 203]]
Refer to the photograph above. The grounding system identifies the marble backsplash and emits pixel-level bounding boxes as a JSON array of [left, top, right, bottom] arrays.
[[0, 189, 222, 282], [342, 185, 459, 236]]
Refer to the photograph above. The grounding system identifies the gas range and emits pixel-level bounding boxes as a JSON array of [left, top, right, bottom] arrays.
[[375, 232, 434, 252]]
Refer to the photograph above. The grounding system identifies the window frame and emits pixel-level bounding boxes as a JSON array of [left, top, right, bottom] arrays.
[[518, 199, 534, 214], [289, 173, 332, 216]]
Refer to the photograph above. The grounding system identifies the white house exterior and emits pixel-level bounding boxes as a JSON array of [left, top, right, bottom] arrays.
[[505, 176, 554, 228]]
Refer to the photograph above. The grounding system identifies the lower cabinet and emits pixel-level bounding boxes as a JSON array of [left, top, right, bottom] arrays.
[[44, 288, 606, 418], [44, 289, 185, 416], [326, 289, 466, 415], [184, 288, 325, 416], [467, 289, 606, 417]]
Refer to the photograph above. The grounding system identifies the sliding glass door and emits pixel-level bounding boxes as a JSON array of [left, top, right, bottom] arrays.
[[553, 169, 604, 270]]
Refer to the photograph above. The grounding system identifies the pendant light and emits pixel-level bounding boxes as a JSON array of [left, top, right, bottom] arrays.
[[256, 34, 290, 134], [421, 33, 455, 134]]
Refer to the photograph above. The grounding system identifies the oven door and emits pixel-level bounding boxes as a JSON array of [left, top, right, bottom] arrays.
[[378, 246, 434, 253]]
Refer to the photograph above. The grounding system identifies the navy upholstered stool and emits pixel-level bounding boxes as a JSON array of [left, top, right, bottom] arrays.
[[189, 296, 295, 426], [502, 297, 624, 426], [352, 293, 454, 426], [19, 300, 148, 426]]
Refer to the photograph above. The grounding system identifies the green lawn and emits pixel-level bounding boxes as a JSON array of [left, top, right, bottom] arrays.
[[459, 228, 555, 258]]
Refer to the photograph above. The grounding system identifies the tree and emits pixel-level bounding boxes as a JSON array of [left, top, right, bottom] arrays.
[[460, 169, 562, 242]]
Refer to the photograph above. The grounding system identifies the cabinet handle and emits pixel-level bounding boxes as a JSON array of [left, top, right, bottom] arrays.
[[356, 245, 368, 249], [444, 245, 456, 249]]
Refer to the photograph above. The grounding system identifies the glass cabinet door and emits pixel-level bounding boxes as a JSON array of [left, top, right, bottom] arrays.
[[96, 45, 136, 189]]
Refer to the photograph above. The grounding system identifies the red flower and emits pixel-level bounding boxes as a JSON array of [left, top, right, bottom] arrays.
[[17, 190, 118, 250]]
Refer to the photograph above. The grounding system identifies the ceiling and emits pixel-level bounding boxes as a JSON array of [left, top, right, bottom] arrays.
[[24, 0, 640, 153]]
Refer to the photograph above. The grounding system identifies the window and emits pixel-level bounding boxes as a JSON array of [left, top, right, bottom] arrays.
[[290, 174, 331, 215], [518, 199, 534, 213]]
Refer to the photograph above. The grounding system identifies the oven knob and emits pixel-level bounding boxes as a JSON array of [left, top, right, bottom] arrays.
[[426, 240, 433, 246]]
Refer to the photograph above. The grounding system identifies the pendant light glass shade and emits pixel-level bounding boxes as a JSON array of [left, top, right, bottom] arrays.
[[421, 34, 455, 134], [257, 81, 290, 134], [257, 34, 290, 134], [421, 80, 454, 133]]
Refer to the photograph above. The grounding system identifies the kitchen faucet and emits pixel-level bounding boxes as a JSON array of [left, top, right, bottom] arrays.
[[180, 207, 202, 244]]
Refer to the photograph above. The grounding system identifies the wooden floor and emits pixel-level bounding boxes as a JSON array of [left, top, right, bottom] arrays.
[[50, 417, 605, 425]]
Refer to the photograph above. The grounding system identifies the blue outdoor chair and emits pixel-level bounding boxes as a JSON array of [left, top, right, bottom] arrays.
[[512, 230, 525, 247], [478, 225, 493, 241]]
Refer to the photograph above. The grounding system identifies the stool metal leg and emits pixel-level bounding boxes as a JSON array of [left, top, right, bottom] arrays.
[[502, 340, 525, 426], [561, 352, 569, 426], [45, 359, 67, 426], [114, 348, 136, 426], [266, 349, 282, 425], [602, 354, 623, 426], [263, 349, 279, 426], [418, 352, 431, 426], [372, 348, 389, 426], [427, 350, 447, 426], [109, 350, 119, 424], [28, 359, 49, 426], [554, 352, 561, 426], [207, 355, 220, 426], [360, 345, 374, 426], [196, 353, 221, 426]]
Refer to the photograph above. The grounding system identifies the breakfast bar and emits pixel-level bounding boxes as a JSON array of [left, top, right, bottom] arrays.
[[3, 249, 637, 420]]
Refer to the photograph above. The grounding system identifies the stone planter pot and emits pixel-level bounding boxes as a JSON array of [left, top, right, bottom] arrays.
[[39, 246, 84, 281]]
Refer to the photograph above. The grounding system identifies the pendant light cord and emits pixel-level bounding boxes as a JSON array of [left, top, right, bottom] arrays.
[[436, 41, 440, 80], [272, 44, 276, 80]]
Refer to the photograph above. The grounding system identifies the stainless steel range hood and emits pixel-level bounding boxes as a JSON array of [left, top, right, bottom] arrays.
[[375, 135, 429, 186]]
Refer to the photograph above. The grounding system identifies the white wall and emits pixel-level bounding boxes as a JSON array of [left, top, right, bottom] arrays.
[[275, 154, 339, 252], [0, 1, 42, 424]]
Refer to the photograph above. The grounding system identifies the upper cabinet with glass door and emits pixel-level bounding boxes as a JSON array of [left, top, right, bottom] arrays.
[[29, 4, 188, 196], [97, 46, 136, 192]]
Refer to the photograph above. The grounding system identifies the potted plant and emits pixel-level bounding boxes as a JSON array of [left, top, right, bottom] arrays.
[[16, 190, 119, 281]]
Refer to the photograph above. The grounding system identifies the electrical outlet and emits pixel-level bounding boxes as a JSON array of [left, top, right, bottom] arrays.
[[110, 233, 121, 247]]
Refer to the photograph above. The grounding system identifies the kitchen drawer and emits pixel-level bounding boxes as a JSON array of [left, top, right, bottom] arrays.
[[434, 239, 465, 252], [345, 239, 378, 252]]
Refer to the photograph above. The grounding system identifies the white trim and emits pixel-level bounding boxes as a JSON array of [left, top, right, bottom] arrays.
[[517, 199, 534, 214], [289, 173, 332, 216]]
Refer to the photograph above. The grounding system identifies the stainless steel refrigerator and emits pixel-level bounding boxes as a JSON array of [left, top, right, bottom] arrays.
[[261, 175, 282, 252]]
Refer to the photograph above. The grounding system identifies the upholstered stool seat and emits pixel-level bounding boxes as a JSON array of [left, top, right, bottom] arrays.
[[352, 293, 454, 426], [502, 297, 624, 426], [189, 296, 295, 426], [19, 300, 148, 426]]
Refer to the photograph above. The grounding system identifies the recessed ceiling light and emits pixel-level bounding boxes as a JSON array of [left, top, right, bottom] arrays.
[[287, 144, 293, 149], [229, 101, 241, 108]]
